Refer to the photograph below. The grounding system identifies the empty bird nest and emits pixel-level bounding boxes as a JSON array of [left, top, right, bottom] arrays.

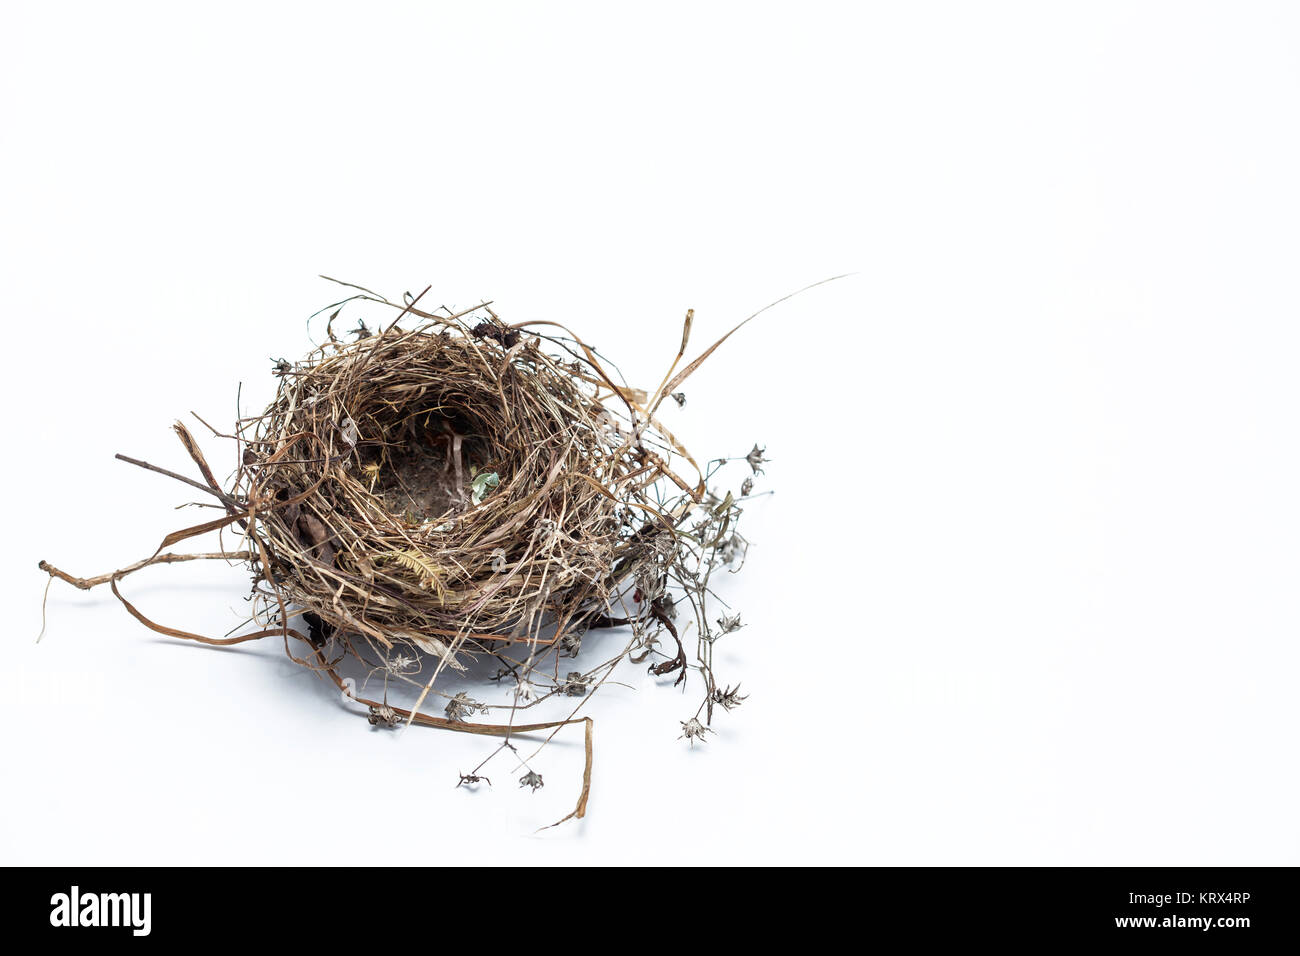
[[38, 278, 794, 827]]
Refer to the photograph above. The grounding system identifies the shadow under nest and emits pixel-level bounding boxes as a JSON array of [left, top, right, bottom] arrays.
[[40, 282, 770, 827]]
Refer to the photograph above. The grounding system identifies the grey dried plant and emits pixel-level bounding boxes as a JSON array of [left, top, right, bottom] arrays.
[[679, 718, 712, 746], [445, 692, 486, 723]]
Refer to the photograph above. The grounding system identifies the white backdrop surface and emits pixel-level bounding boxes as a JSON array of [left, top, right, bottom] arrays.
[[2, 2, 1298, 865]]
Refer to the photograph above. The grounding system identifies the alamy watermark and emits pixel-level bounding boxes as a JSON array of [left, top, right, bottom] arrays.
[[49, 886, 151, 937]]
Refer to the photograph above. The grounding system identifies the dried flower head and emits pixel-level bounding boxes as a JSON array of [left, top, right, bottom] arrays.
[[710, 683, 748, 712], [519, 770, 545, 792], [745, 444, 768, 474], [717, 612, 744, 635], [559, 630, 583, 658], [386, 653, 417, 674], [717, 534, 744, 566], [367, 705, 400, 728], [740, 476, 754, 497], [560, 671, 589, 697], [679, 717, 712, 746], [671, 392, 686, 407], [444, 692, 485, 722]]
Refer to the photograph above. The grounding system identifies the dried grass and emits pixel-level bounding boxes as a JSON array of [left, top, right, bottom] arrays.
[[39, 276, 840, 825]]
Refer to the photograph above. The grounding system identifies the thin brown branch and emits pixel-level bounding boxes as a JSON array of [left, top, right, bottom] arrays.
[[39, 551, 253, 590]]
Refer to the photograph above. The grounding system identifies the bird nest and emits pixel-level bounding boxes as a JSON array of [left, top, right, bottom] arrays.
[[40, 281, 771, 826]]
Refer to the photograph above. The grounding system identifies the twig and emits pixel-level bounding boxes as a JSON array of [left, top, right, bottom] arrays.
[[115, 454, 229, 503], [39, 551, 253, 591]]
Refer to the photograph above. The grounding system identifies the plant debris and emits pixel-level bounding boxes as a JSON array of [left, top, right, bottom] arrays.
[[37, 275, 843, 826]]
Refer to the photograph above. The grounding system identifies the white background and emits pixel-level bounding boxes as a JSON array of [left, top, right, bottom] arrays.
[[2, 2, 1298, 865]]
